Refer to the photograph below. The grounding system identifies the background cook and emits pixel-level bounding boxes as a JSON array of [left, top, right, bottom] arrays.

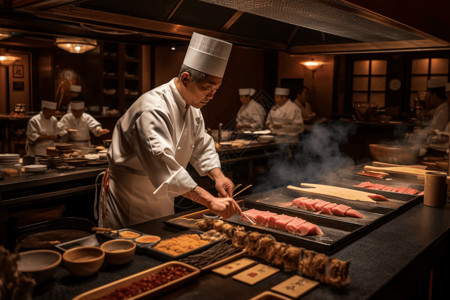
[[25, 100, 65, 156], [235, 88, 266, 131], [266, 87, 304, 135], [100, 32, 242, 229], [59, 101, 110, 148]]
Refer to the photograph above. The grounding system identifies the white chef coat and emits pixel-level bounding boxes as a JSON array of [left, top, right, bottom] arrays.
[[101, 78, 220, 228], [266, 100, 304, 135], [236, 99, 266, 130], [26, 112, 65, 156], [59, 112, 102, 147], [294, 99, 316, 122], [429, 102, 448, 132]]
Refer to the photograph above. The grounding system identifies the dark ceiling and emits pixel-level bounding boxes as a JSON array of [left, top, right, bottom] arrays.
[[0, 0, 449, 54]]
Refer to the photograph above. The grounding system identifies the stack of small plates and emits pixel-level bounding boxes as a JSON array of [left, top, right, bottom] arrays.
[[0, 153, 20, 168]]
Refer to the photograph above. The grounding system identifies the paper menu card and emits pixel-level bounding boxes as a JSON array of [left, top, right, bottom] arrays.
[[212, 258, 256, 276], [232, 263, 279, 285], [271, 275, 318, 298]]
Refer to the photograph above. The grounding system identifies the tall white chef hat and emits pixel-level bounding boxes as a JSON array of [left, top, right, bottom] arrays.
[[275, 87, 289, 96], [41, 101, 57, 110], [446, 83, 450, 92], [239, 88, 256, 96], [182, 32, 233, 78], [70, 101, 85, 110], [427, 79, 446, 89], [70, 84, 82, 92]]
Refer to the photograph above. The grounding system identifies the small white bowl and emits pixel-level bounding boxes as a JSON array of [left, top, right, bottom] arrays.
[[24, 164, 47, 173]]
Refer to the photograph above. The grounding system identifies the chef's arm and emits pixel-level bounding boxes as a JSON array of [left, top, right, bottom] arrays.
[[182, 185, 242, 219], [36, 134, 58, 141], [207, 167, 234, 197]]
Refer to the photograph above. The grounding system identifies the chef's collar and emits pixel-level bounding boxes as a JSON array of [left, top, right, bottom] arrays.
[[170, 78, 188, 112]]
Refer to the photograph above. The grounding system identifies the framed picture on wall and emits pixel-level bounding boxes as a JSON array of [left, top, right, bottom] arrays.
[[12, 65, 24, 78]]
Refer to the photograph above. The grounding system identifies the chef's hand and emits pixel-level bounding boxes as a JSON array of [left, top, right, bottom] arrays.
[[208, 167, 234, 197], [208, 196, 243, 219], [98, 128, 110, 135]]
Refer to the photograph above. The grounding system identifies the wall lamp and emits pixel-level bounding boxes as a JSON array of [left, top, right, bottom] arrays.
[[0, 32, 12, 40], [0, 49, 20, 66], [301, 59, 323, 78], [55, 37, 97, 54]]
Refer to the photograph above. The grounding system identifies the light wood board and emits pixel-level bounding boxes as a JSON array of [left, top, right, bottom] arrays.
[[287, 184, 379, 203]]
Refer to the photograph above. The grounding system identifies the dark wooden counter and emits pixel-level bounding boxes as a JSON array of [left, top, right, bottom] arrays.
[[0, 166, 107, 247], [31, 199, 450, 300]]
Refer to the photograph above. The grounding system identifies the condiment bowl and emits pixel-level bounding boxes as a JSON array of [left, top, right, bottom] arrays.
[[100, 239, 136, 265], [17, 249, 62, 284], [63, 246, 104, 277]]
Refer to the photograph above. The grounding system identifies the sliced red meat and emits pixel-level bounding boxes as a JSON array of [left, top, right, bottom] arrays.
[[346, 208, 364, 218], [368, 194, 389, 201], [274, 215, 295, 231], [313, 200, 330, 210], [267, 214, 285, 228], [356, 182, 374, 188], [242, 209, 259, 223], [331, 204, 351, 216], [320, 203, 338, 215], [285, 217, 307, 233], [396, 186, 407, 194], [297, 222, 323, 236], [405, 187, 419, 195], [291, 197, 308, 210], [304, 198, 320, 211], [256, 211, 277, 225]]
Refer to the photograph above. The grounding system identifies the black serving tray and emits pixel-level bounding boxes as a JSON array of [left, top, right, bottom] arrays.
[[164, 184, 422, 254]]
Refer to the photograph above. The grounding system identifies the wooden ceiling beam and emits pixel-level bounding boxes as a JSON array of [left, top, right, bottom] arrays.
[[166, 0, 184, 21], [221, 10, 243, 32], [32, 5, 287, 51], [288, 39, 450, 55]]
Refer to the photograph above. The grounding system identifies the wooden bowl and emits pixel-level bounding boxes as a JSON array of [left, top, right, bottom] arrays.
[[100, 239, 136, 265], [63, 247, 104, 277], [369, 144, 419, 165], [17, 249, 62, 284], [65, 159, 89, 167]]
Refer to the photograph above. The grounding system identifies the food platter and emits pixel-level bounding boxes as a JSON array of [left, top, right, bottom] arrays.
[[165, 180, 422, 254], [73, 261, 200, 300]]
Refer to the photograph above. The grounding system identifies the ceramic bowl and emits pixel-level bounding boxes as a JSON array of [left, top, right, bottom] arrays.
[[100, 239, 136, 265], [63, 246, 104, 277], [17, 249, 62, 284]]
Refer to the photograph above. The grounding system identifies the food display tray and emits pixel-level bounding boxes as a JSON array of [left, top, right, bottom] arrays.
[[97, 228, 161, 251], [165, 184, 422, 254], [73, 261, 200, 300], [143, 230, 218, 261]]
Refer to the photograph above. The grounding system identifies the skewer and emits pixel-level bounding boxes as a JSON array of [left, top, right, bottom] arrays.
[[232, 184, 255, 224], [232, 183, 242, 193], [232, 184, 252, 198]]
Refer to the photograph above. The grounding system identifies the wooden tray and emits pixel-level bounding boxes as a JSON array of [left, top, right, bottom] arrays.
[[73, 261, 200, 300]]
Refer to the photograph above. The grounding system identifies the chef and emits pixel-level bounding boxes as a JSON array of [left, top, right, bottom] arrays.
[[26, 100, 65, 156], [294, 86, 317, 123], [59, 101, 110, 148], [99, 32, 242, 229], [266, 87, 304, 135], [236, 88, 266, 131], [425, 79, 448, 132]]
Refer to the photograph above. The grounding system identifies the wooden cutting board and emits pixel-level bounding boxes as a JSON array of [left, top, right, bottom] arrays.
[[287, 184, 379, 203], [372, 161, 428, 169], [364, 165, 450, 183]]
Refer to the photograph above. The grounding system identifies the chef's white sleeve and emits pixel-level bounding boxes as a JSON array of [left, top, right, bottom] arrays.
[[84, 113, 103, 137], [190, 115, 220, 176], [133, 110, 197, 199], [26, 118, 40, 143]]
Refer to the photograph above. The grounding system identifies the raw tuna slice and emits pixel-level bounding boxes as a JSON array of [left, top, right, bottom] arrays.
[[346, 209, 364, 218], [331, 204, 351, 216], [405, 187, 419, 195], [267, 214, 285, 228], [285, 217, 307, 233], [256, 211, 278, 226], [274, 215, 295, 231], [313, 200, 330, 210], [297, 222, 323, 236], [396, 186, 407, 194], [292, 197, 309, 210], [320, 203, 338, 215], [357, 182, 375, 188], [304, 198, 320, 211], [368, 194, 389, 201], [242, 209, 259, 222]]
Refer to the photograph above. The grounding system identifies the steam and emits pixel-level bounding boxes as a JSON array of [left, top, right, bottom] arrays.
[[253, 122, 357, 192]]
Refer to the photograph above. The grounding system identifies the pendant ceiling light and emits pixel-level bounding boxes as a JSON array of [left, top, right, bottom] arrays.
[[55, 37, 97, 54], [301, 59, 323, 71], [0, 49, 20, 66], [0, 32, 12, 40]]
